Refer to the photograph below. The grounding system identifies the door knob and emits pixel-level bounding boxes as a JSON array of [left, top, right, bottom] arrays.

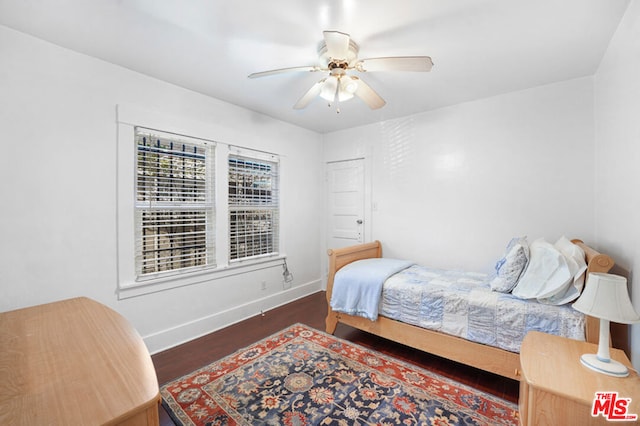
[[356, 219, 363, 224]]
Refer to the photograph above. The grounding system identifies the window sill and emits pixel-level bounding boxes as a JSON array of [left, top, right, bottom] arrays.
[[117, 255, 286, 299]]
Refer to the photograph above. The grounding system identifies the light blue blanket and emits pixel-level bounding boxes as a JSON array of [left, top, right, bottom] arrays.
[[330, 258, 414, 321]]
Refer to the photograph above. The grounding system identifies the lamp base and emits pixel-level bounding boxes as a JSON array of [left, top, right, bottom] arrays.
[[580, 353, 629, 377]]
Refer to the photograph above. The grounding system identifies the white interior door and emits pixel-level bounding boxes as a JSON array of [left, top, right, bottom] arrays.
[[327, 159, 365, 250]]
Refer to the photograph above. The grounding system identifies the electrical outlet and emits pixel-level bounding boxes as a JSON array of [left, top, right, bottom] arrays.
[[260, 281, 267, 290]]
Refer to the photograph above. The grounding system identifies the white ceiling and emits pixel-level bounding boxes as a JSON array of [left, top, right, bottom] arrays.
[[0, 0, 630, 133]]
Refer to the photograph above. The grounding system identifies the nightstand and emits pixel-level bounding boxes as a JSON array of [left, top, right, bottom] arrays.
[[519, 331, 640, 425]]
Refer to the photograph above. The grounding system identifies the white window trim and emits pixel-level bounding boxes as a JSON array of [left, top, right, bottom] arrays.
[[116, 104, 285, 299]]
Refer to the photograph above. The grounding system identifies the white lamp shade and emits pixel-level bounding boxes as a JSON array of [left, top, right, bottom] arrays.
[[319, 76, 338, 101], [337, 88, 355, 102], [320, 75, 358, 103], [338, 76, 358, 102], [573, 272, 640, 324]]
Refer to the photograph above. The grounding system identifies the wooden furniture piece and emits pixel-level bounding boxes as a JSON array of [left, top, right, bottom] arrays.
[[519, 331, 640, 425], [325, 239, 614, 381], [0, 297, 160, 425]]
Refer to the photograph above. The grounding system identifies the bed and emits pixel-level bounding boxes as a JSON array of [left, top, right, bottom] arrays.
[[325, 239, 614, 381]]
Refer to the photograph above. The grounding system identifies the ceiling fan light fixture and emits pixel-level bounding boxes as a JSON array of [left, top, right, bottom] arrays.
[[320, 75, 358, 103], [341, 76, 358, 94], [319, 76, 338, 102], [337, 76, 356, 101], [337, 90, 354, 102]]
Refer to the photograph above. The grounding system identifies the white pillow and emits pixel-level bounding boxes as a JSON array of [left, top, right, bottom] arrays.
[[538, 237, 587, 305], [555, 236, 587, 291], [489, 236, 529, 293], [511, 238, 571, 299]]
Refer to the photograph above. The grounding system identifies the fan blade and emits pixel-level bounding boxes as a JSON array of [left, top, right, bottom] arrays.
[[248, 65, 321, 79], [293, 79, 326, 109], [323, 30, 351, 60], [358, 56, 434, 72], [352, 77, 386, 110]]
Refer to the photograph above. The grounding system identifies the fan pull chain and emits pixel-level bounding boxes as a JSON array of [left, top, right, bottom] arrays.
[[333, 79, 341, 114], [327, 102, 341, 114]]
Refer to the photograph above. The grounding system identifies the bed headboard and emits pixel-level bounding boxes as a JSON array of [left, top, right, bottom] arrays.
[[571, 239, 614, 274], [571, 239, 615, 342]]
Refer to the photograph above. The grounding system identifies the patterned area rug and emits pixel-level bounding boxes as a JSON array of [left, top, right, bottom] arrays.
[[161, 324, 518, 425]]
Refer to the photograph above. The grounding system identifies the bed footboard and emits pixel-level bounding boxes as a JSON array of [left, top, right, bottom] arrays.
[[325, 241, 382, 333]]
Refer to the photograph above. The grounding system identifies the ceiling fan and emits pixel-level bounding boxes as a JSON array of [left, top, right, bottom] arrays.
[[248, 30, 433, 112]]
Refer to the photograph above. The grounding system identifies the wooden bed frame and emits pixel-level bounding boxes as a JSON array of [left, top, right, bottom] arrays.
[[325, 239, 614, 381]]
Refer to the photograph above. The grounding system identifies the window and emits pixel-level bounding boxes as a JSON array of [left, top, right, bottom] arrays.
[[228, 152, 279, 261], [135, 128, 215, 277], [117, 106, 288, 298]]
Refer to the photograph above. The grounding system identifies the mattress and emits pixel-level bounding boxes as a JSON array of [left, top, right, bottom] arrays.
[[379, 265, 586, 353]]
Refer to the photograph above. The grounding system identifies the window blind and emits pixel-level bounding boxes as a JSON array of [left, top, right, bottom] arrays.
[[228, 153, 279, 261], [135, 128, 215, 277]]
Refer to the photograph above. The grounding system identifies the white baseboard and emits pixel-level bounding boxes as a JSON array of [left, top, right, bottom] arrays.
[[143, 279, 322, 354]]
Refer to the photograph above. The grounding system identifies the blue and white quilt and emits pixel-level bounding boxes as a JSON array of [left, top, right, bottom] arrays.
[[379, 265, 586, 353]]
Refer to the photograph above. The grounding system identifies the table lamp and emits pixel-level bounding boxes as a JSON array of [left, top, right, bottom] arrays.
[[572, 272, 640, 377]]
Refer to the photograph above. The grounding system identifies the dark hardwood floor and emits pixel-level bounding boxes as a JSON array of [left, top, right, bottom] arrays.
[[152, 291, 519, 425]]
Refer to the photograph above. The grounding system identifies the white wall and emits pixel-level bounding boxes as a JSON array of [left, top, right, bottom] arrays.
[[0, 25, 323, 353], [594, 1, 640, 368], [324, 77, 596, 273]]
